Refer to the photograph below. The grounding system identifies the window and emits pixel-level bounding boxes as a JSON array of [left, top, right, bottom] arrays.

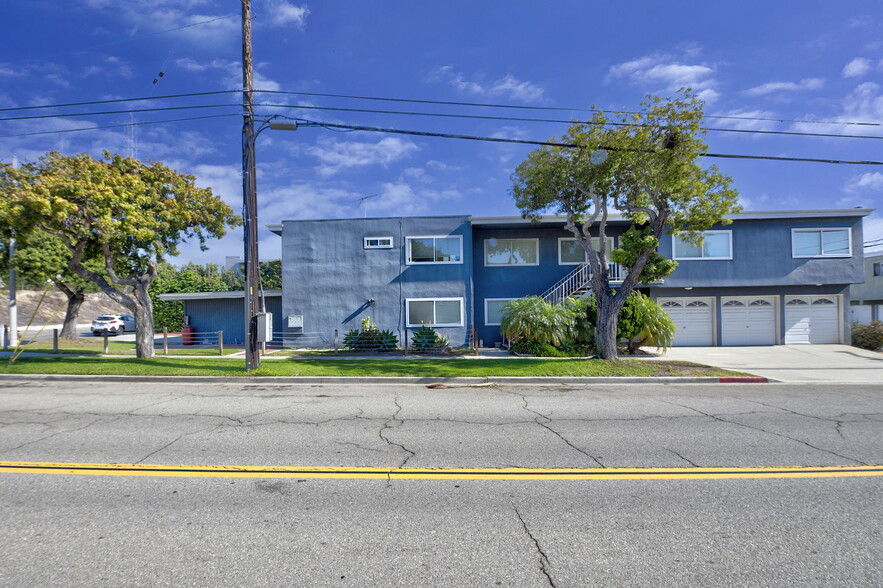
[[484, 298, 516, 326], [874, 262, 882, 277], [792, 228, 851, 258], [406, 236, 463, 264], [406, 298, 464, 327], [484, 239, 538, 266], [558, 237, 614, 265], [364, 236, 393, 249], [672, 231, 732, 260]]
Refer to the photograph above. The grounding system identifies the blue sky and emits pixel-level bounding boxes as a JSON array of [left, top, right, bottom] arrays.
[[2, 0, 882, 265]]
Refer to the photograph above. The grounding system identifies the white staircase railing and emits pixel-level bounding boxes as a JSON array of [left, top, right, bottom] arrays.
[[540, 263, 624, 305]]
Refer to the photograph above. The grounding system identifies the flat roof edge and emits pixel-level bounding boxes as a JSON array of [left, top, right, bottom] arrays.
[[158, 290, 283, 301]]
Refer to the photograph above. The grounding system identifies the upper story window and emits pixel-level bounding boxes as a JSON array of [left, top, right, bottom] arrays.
[[364, 236, 393, 249], [558, 237, 613, 265], [792, 228, 851, 258], [672, 230, 732, 260], [874, 262, 882, 277], [406, 235, 463, 264], [485, 238, 538, 266]]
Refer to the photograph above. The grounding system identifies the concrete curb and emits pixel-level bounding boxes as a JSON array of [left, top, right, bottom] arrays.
[[0, 374, 771, 385]]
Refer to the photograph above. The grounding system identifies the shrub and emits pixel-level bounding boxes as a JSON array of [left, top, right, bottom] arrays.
[[342, 317, 398, 351], [851, 321, 883, 351], [410, 325, 449, 352], [585, 291, 675, 354], [500, 296, 576, 347]]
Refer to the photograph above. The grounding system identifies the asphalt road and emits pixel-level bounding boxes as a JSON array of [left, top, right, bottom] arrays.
[[1, 380, 881, 586]]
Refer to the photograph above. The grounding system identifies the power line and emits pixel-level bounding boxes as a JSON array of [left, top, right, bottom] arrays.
[[290, 117, 883, 165], [0, 91, 237, 114], [0, 114, 239, 139], [1, 88, 879, 129], [2, 99, 880, 142]]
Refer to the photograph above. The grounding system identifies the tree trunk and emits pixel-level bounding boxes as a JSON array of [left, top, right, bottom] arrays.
[[132, 280, 155, 359], [60, 288, 85, 339], [594, 293, 621, 360]]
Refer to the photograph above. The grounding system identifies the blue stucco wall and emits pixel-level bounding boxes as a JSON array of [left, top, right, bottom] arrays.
[[281, 216, 472, 348], [184, 295, 282, 345], [472, 225, 628, 345], [658, 216, 864, 288]]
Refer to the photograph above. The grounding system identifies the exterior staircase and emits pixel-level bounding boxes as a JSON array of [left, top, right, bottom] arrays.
[[540, 263, 624, 305]]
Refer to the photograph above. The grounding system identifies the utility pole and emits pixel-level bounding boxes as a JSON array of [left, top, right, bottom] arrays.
[[7, 236, 16, 348], [241, 0, 260, 371]]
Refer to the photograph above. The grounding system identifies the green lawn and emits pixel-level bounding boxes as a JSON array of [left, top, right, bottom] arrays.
[[9, 338, 240, 356], [0, 356, 749, 378]]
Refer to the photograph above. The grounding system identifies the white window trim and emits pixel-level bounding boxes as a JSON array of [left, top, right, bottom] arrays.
[[405, 235, 464, 265], [672, 230, 733, 261], [558, 237, 614, 265], [484, 298, 516, 326], [791, 228, 853, 258], [405, 297, 465, 327], [363, 236, 394, 249], [484, 238, 539, 267]]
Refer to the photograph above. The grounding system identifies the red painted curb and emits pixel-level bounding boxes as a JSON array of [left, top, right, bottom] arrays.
[[719, 377, 769, 383]]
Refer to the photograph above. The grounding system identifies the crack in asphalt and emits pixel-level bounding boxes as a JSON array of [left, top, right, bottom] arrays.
[[740, 399, 878, 441], [664, 447, 699, 467], [508, 391, 605, 467], [659, 399, 866, 465], [512, 504, 555, 587], [134, 425, 219, 464], [378, 396, 415, 475], [4, 416, 120, 452]]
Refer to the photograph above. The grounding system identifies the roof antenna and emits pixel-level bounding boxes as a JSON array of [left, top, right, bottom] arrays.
[[352, 194, 378, 218]]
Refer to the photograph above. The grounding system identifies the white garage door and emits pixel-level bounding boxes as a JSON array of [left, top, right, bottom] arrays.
[[784, 296, 840, 344], [660, 298, 714, 346], [721, 296, 777, 346]]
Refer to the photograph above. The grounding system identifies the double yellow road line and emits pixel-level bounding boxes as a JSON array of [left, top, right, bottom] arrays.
[[1, 461, 881, 480]]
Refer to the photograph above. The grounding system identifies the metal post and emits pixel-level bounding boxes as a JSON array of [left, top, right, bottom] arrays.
[[8, 237, 16, 348], [242, 0, 260, 371], [2, 325, 7, 350], [163, 327, 169, 355], [52, 329, 58, 354], [334, 329, 339, 352], [103, 331, 109, 354], [218, 331, 224, 355]]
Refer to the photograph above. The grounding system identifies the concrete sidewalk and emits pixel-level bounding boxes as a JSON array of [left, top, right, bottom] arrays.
[[656, 344, 883, 383]]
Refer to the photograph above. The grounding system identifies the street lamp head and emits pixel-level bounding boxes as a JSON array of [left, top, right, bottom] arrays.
[[268, 121, 298, 131]]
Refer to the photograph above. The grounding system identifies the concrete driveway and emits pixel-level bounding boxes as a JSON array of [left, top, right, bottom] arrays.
[[657, 344, 883, 383]]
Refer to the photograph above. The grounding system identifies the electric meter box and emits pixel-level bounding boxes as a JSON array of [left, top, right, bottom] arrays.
[[256, 312, 273, 343], [287, 315, 304, 329]]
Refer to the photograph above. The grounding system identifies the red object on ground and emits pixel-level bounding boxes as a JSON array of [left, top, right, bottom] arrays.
[[181, 325, 195, 345]]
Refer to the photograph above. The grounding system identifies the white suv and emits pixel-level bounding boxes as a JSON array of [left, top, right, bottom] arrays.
[[91, 314, 136, 336]]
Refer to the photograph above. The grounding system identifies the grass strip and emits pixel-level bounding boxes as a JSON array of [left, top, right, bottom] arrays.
[[0, 357, 749, 378]]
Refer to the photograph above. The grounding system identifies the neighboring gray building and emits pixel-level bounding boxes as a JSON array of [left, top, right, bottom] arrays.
[[162, 208, 873, 347], [849, 252, 883, 324]]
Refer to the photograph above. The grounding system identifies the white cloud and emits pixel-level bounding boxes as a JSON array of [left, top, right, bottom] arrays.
[[791, 82, 883, 136], [308, 136, 419, 177], [843, 57, 873, 78], [710, 109, 778, 132], [174, 58, 281, 91], [267, 2, 310, 28], [743, 78, 825, 96], [372, 181, 463, 216], [844, 172, 883, 194], [606, 53, 720, 103], [428, 66, 544, 103]]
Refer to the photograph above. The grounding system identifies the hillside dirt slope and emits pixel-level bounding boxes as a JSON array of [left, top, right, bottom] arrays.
[[0, 289, 129, 327]]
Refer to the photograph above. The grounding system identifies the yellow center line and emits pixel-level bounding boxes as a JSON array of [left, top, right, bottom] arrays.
[[1, 461, 882, 480]]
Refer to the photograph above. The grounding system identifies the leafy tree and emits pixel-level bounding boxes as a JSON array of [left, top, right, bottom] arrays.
[[149, 262, 234, 331], [586, 291, 676, 354], [3, 152, 241, 357], [0, 232, 107, 338], [512, 90, 740, 359]]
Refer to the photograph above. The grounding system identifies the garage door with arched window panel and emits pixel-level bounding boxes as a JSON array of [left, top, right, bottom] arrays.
[[659, 297, 714, 346], [784, 296, 840, 344], [721, 297, 777, 346]]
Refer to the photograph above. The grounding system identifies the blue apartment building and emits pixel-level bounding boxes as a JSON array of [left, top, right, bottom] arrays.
[[162, 208, 872, 348]]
